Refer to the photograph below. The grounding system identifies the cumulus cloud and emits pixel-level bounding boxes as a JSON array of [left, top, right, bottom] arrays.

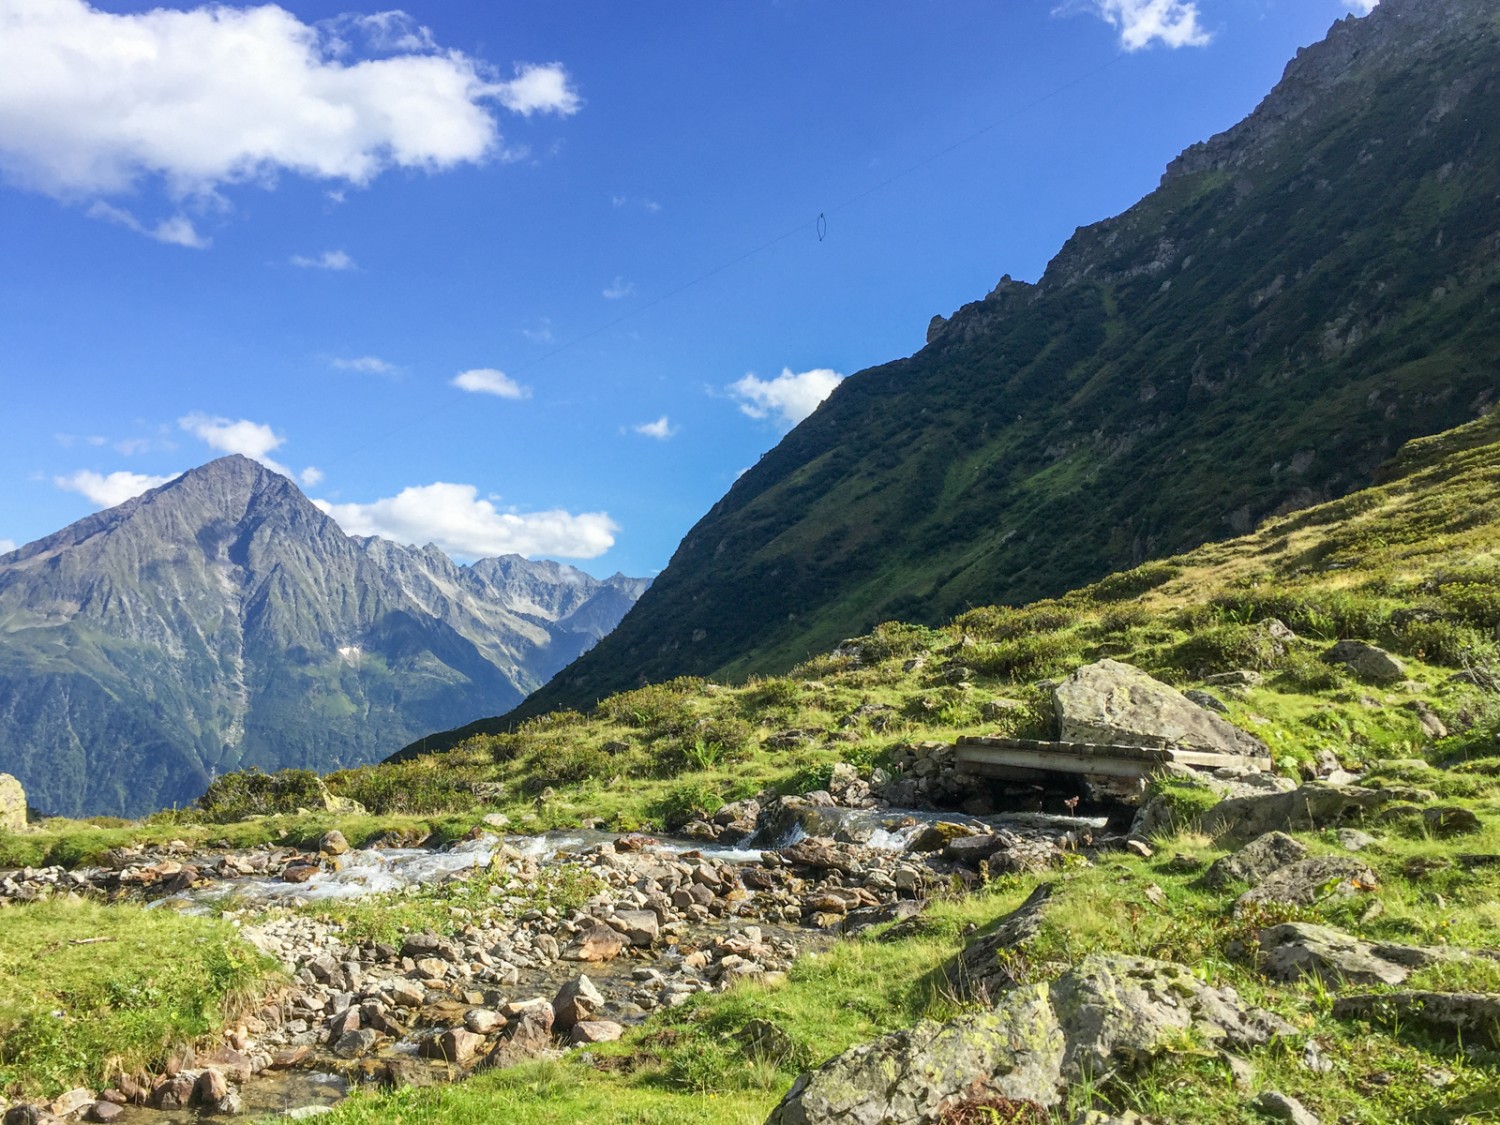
[[291, 249, 355, 270], [86, 201, 209, 248], [493, 62, 583, 117], [0, 538, 17, 554], [0, 0, 581, 203], [633, 415, 677, 440], [55, 469, 178, 508], [299, 466, 325, 486], [1075, 0, 1211, 50], [728, 367, 845, 428], [602, 276, 635, 300], [331, 355, 397, 375], [179, 412, 293, 476], [1346, 0, 1378, 12], [452, 368, 530, 399], [314, 482, 618, 559]]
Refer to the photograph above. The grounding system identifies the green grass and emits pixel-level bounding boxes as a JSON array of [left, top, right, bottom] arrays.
[[0, 898, 278, 1098]]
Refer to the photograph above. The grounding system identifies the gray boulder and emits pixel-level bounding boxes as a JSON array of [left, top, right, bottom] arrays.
[[0, 773, 26, 834], [1252, 1091, 1320, 1125], [1201, 784, 1392, 845], [1234, 856, 1378, 914], [1332, 991, 1500, 1047], [764, 955, 1289, 1124], [1203, 832, 1308, 891], [1257, 923, 1449, 986], [1053, 660, 1269, 757], [1323, 641, 1405, 684]]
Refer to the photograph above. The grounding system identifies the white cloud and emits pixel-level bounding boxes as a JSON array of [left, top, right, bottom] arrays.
[[522, 319, 555, 344], [1345, 0, 1378, 12], [114, 437, 152, 455], [299, 466, 325, 486], [493, 63, 582, 117], [331, 355, 397, 375], [0, 538, 16, 554], [179, 412, 292, 476], [728, 367, 845, 428], [86, 201, 210, 248], [633, 415, 677, 440], [321, 11, 436, 56], [1077, 0, 1211, 50], [55, 469, 177, 508], [603, 276, 635, 300], [611, 195, 661, 213], [0, 0, 581, 201], [291, 249, 355, 270], [314, 482, 618, 559], [452, 368, 530, 399]]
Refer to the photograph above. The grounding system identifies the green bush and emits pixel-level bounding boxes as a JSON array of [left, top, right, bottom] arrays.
[[197, 768, 325, 822], [951, 601, 1078, 642], [1169, 623, 1287, 677], [966, 632, 1084, 682], [648, 782, 726, 830], [1087, 561, 1182, 602]]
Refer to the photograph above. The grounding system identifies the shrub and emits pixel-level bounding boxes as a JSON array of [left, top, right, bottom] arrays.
[[966, 632, 1084, 682], [197, 769, 324, 821], [649, 782, 726, 830], [652, 716, 754, 774], [951, 601, 1078, 642], [854, 621, 942, 663], [1087, 561, 1182, 602], [1169, 622, 1287, 678], [595, 678, 706, 737]]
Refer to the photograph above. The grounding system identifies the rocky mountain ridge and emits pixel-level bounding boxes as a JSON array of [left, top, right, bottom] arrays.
[[0, 456, 645, 817]]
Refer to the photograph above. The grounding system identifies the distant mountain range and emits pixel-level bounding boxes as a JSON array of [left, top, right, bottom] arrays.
[[493, 0, 1499, 728], [0, 455, 647, 817]]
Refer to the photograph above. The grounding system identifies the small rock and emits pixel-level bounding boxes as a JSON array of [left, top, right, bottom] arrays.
[[1203, 831, 1308, 891], [333, 1029, 379, 1058], [88, 1105, 124, 1124], [193, 1069, 229, 1106], [1252, 1090, 1320, 1125], [1335, 829, 1376, 852], [464, 1008, 505, 1035], [50, 1089, 95, 1118], [552, 974, 605, 1033], [1323, 640, 1404, 684], [569, 1020, 624, 1044], [320, 830, 349, 856], [562, 924, 628, 963], [1423, 806, 1481, 837]]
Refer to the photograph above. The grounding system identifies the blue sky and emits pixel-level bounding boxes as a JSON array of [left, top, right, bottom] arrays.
[[0, 0, 1377, 577]]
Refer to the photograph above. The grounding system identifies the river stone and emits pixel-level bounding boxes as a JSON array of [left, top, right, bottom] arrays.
[[1323, 640, 1405, 684], [89, 1104, 124, 1123], [320, 830, 349, 856], [1234, 857, 1377, 914], [569, 1020, 624, 1044], [552, 974, 604, 1033], [4, 1107, 53, 1125], [943, 884, 1053, 1002], [562, 923, 628, 963], [1202, 832, 1308, 891], [1052, 660, 1269, 757], [1258, 923, 1452, 986], [611, 909, 661, 946], [0, 773, 26, 833], [765, 955, 1289, 1123], [50, 1090, 94, 1118], [1332, 991, 1500, 1047], [333, 1029, 379, 1058], [1201, 784, 1391, 845], [911, 822, 980, 852], [418, 1028, 482, 1065]]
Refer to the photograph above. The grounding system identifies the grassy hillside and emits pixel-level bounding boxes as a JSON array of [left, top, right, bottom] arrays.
[[497, 0, 1500, 724]]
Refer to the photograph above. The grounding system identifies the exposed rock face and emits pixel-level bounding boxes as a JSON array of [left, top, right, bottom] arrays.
[[765, 955, 1289, 1124], [1052, 660, 1269, 757], [942, 883, 1053, 1002], [0, 456, 648, 817], [0, 773, 25, 833]]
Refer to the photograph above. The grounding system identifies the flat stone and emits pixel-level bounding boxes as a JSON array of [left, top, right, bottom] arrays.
[[1332, 991, 1500, 1047], [569, 1020, 624, 1044], [1202, 784, 1391, 845], [1257, 923, 1447, 987], [50, 1090, 94, 1118], [1323, 640, 1405, 684], [88, 1105, 124, 1124], [561, 924, 628, 963], [332, 1029, 379, 1058]]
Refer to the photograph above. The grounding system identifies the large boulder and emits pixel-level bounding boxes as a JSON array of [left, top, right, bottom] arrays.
[[942, 884, 1053, 1002], [1053, 661, 1268, 757], [0, 773, 27, 833], [765, 955, 1289, 1124], [1200, 784, 1392, 845], [1323, 641, 1405, 684]]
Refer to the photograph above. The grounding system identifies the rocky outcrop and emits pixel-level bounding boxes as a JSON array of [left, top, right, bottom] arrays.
[[942, 884, 1053, 1002], [0, 773, 25, 833], [1052, 661, 1268, 758], [765, 955, 1289, 1123], [1233, 856, 1377, 914], [1200, 784, 1393, 845], [1257, 923, 1453, 987], [1333, 991, 1500, 1047]]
